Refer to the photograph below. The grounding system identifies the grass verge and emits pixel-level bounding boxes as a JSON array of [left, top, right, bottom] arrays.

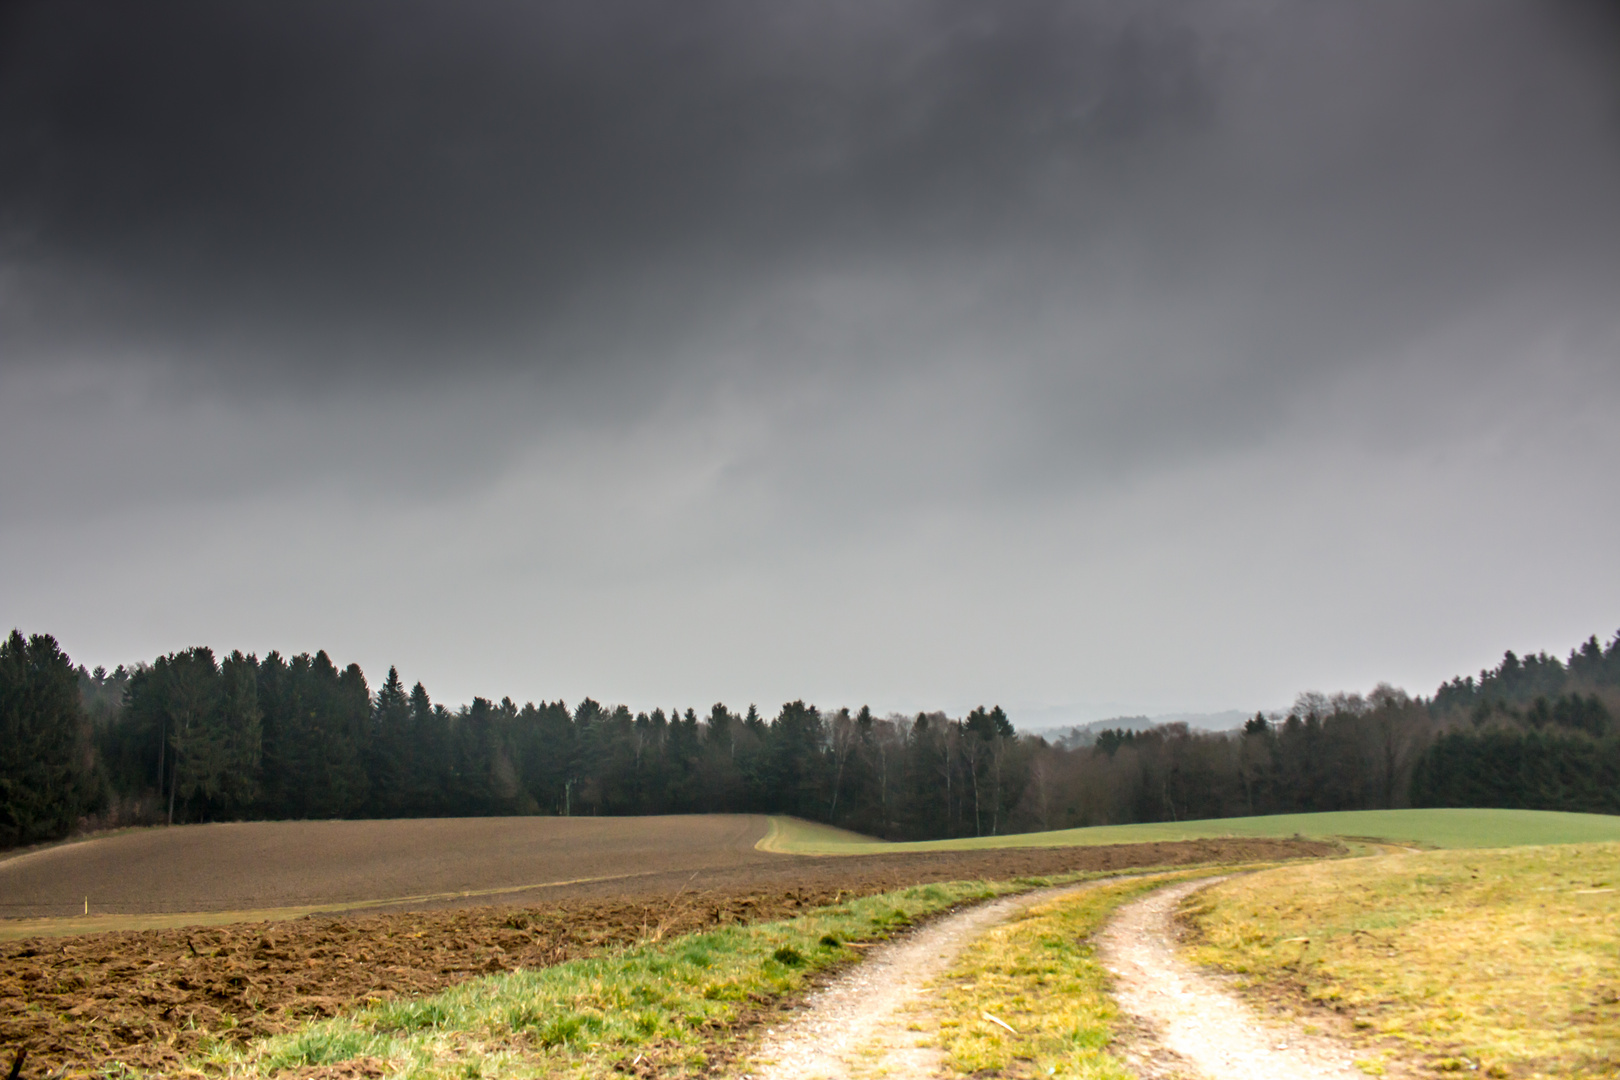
[[1181, 842, 1620, 1078], [201, 878, 1025, 1079], [928, 868, 1238, 1080], [760, 809, 1620, 855]]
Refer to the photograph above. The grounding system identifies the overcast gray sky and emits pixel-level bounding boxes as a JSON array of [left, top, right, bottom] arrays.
[[3, 0, 1618, 724]]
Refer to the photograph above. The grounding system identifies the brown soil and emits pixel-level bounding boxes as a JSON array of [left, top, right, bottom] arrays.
[[0, 830, 1333, 1078], [0, 815, 773, 919]]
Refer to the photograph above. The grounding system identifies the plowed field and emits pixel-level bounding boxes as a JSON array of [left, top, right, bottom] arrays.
[[0, 818, 1333, 1078], [0, 815, 773, 922]]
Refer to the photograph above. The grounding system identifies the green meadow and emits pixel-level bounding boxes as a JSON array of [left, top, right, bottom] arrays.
[[1185, 842, 1620, 1077], [758, 807, 1620, 855]]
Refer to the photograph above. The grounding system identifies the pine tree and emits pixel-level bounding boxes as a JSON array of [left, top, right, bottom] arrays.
[[369, 666, 412, 816], [0, 631, 95, 845], [158, 648, 222, 825], [408, 682, 450, 813], [214, 651, 263, 816]]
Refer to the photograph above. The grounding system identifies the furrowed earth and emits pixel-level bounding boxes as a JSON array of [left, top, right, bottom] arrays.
[[0, 815, 1331, 1077]]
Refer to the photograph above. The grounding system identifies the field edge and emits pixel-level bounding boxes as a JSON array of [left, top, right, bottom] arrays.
[[761, 808, 1620, 855]]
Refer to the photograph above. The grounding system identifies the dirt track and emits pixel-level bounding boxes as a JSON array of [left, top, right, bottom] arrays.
[[0, 825, 1334, 1078], [752, 878, 1119, 1080], [1099, 877, 1367, 1080]]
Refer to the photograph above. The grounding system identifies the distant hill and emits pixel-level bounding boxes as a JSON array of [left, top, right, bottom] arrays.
[[1040, 710, 1253, 749]]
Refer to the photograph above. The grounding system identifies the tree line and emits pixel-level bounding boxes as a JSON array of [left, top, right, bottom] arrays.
[[1033, 635, 1620, 827], [7, 633, 1030, 846], [3, 628, 1617, 849]]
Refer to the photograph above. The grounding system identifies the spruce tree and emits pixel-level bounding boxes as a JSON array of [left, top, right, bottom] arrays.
[[369, 666, 412, 816], [214, 650, 263, 816], [156, 647, 223, 825], [0, 631, 94, 845]]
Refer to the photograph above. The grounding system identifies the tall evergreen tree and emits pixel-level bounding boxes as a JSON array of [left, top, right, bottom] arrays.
[[368, 666, 413, 817], [146, 648, 222, 825], [410, 684, 453, 813], [769, 700, 827, 820], [213, 650, 263, 816], [0, 631, 95, 846]]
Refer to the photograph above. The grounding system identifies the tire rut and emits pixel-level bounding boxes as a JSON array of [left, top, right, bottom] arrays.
[[749, 880, 1113, 1080], [1097, 878, 1369, 1080]]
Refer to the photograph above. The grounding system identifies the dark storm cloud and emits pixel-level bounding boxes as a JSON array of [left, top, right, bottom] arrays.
[[5, 0, 1610, 386], [2, 0, 1618, 518], [4, 1, 1620, 715], [0, 1, 1207, 374]]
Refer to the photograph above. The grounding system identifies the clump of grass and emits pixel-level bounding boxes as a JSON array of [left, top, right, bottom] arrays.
[[1182, 841, 1620, 1079], [928, 869, 1233, 1080]]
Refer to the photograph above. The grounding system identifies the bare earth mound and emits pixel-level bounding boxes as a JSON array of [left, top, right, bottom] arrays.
[[0, 833, 1331, 1077]]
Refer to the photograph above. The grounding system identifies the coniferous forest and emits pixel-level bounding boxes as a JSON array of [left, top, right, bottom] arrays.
[[3, 628, 1618, 850]]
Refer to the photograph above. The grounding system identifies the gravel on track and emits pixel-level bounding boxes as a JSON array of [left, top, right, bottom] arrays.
[[749, 879, 1117, 1080], [1098, 877, 1369, 1080]]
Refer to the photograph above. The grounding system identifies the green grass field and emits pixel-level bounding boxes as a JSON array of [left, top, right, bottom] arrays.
[[758, 808, 1620, 855], [1184, 842, 1620, 1077]]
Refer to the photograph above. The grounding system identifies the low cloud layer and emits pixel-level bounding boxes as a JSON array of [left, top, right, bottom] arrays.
[[3, 1, 1618, 718]]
